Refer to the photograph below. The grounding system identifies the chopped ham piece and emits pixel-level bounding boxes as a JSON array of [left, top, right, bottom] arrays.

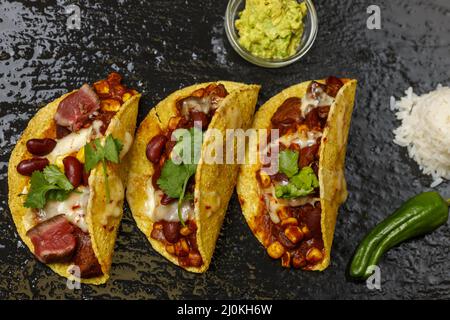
[[72, 229, 103, 278], [26, 215, 77, 263], [54, 84, 100, 132]]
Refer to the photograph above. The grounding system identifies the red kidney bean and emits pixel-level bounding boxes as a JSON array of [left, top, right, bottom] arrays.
[[317, 106, 330, 119], [26, 138, 57, 156], [271, 97, 302, 127], [305, 108, 320, 130], [270, 172, 289, 184], [299, 144, 319, 168], [63, 156, 83, 188], [146, 135, 167, 163], [297, 204, 322, 239], [164, 139, 177, 158], [17, 158, 49, 176], [152, 165, 161, 188], [82, 168, 90, 186], [162, 221, 180, 244], [277, 230, 298, 250], [190, 111, 209, 129], [56, 125, 71, 139]]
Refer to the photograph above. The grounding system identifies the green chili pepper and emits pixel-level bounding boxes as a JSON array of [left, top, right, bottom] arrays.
[[350, 191, 450, 279]]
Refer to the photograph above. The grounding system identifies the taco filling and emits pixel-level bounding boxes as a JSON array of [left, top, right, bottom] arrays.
[[16, 73, 137, 278], [144, 84, 228, 268], [256, 76, 345, 269]]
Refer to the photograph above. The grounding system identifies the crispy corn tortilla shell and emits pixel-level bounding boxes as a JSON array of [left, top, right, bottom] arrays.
[[237, 79, 357, 271], [126, 81, 260, 273], [8, 91, 140, 285]]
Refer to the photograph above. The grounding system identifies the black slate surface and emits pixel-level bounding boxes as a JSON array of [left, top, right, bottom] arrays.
[[0, 0, 449, 300]]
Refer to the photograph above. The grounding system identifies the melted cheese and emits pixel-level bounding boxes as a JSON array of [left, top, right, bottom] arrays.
[[119, 132, 133, 159], [37, 186, 90, 232], [47, 120, 103, 163], [145, 179, 193, 222], [181, 97, 213, 116], [263, 186, 319, 224], [301, 87, 335, 117], [100, 174, 124, 226], [278, 129, 322, 149]]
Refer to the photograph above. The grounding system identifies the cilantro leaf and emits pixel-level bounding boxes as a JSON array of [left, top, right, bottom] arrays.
[[275, 184, 312, 199], [47, 189, 73, 202], [83, 134, 123, 202], [43, 165, 73, 190], [84, 141, 103, 172], [291, 166, 319, 189], [157, 128, 203, 226], [157, 159, 191, 198], [104, 134, 123, 164], [24, 171, 59, 209], [171, 127, 203, 165], [24, 166, 75, 209], [275, 166, 319, 199], [279, 149, 299, 178]]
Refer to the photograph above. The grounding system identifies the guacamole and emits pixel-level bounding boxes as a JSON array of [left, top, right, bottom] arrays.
[[235, 0, 307, 59]]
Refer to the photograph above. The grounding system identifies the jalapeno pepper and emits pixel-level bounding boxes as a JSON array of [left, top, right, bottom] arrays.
[[350, 191, 450, 279]]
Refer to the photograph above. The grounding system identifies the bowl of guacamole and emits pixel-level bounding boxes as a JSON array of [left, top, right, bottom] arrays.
[[225, 0, 318, 68]]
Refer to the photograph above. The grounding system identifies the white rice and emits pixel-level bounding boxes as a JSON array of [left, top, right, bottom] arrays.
[[390, 85, 450, 187]]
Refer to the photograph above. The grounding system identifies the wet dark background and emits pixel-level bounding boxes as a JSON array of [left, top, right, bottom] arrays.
[[1, 0, 449, 300]]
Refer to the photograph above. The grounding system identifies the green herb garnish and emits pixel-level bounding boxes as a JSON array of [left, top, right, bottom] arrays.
[[84, 134, 123, 202], [275, 166, 319, 199], [279, 149, 299, 178], [24, 165, 74, 209], [157, 127, 202, 226]]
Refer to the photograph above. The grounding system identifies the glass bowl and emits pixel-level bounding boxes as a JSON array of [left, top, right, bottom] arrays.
[[225, 0, 318, 68]]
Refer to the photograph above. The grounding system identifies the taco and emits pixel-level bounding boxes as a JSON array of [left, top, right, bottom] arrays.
[[126, 81, 260, 272], [237, 77, 357, 270], [8, 73, 141, 284]]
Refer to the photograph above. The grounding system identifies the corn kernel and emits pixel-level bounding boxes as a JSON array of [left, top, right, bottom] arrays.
[[306, 247, 324, 263], [259, 171, 271, 188], [301, 225, 311, 239], [180, 238, 190, 252], [284, 226, 304, 244], [168, 117, 180, 130], [267, 241, 285, 259], [165, 244, 175, 255], [281, 217, 298, 228], [93, 80, 110, 95], [175, 239, 189, 257], [188, 252, 203, 267], [180, 226, 192, 236], [76, 148, 85, 164], [122, 92, 132, 102], [55, 155, 65, 172], [101, 98, 121, 112], [277, 207, 290, 221], [153, 223, 163, 230]]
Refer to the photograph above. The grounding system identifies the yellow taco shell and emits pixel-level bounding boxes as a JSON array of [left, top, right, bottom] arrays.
[[8, 89, 140, 284], [237, 79, 357, 271], [126, 81, 260, 273]]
